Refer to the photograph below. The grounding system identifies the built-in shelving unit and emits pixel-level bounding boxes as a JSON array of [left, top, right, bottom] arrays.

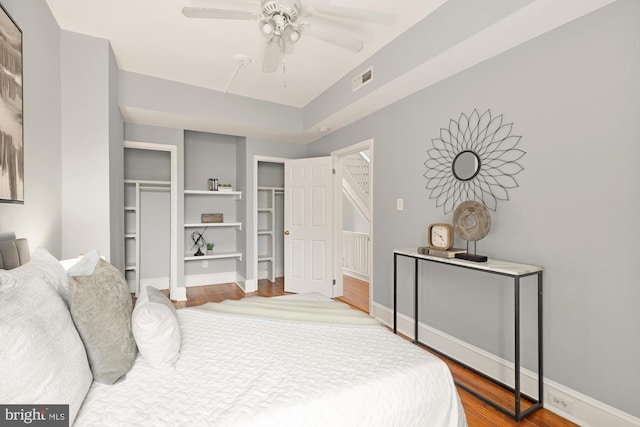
[[124, 179, 171, 293], [184, 190, 242, 197], [257, 187, 283, 282], [183, 189, 243, 262]]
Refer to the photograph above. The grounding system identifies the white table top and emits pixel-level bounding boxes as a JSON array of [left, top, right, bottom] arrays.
[[394, 248, 543, 276]]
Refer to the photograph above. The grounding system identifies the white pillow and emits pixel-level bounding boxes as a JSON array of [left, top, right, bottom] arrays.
[[0, 276, 93, 425], [132, 287, 181, 369], [0, 247, 68, 302], [66, 249, 100, 276]]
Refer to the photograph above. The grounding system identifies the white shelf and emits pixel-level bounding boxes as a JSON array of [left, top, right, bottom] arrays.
[[125, 264, 137, 271], [258, 229, 273, 234], [184, 251, 242, 261], [125, 233, 136, 239], [185, 222, 242, 230], [124, 206, 136, 212], [394, 249, 543, 276], [184, 190, 242, 199], [125, 179, 170, 187]]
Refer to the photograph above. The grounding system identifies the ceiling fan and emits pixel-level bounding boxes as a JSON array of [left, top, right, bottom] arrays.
[[182, 0, 394, 74]]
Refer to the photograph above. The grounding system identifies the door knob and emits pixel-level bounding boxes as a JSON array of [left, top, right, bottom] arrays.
[[284, 230, 290, 235]]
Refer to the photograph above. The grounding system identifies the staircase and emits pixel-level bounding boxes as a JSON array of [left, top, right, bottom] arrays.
[[342, 151, 370, 280], [342, 151, 370, 220]]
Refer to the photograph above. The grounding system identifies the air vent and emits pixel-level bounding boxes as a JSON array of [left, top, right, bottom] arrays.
[[352, 67, 373, 92]]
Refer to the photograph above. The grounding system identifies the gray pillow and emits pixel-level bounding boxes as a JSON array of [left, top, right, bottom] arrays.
[[68, 259, 137, 384]]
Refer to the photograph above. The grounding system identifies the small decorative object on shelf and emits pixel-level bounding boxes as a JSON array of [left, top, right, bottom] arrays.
[[206, 243, 214, 255], [208, 179, 213, 191], [191, 231, 206, 256], [427, 223, 454, 250], [428, 247, 467, 258], [419, 245, 467, 258], [453, 200, 491, 262], [202, 213, 223, 223], [218, 184, 233, 192]]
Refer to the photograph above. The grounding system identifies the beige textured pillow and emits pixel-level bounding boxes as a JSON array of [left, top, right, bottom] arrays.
[[68, 259, 137, 384]]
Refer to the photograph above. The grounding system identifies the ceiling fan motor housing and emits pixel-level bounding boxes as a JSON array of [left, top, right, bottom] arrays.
[[261, 0, 300, 21], [260, 0, 302, 42]]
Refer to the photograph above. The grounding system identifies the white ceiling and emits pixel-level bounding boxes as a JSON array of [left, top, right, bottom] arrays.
[[44, 0, 617, 143], [44, 0, 444, 107]]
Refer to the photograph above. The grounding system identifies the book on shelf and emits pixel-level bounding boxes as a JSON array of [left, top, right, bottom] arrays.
[[427, 247, 467, 258]]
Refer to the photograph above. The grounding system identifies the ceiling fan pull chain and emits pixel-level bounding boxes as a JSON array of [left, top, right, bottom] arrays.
[[282, 41, 287, 88]]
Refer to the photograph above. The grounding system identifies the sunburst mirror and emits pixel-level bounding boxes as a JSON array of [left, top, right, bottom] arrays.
[[424, 109, 525, 214]]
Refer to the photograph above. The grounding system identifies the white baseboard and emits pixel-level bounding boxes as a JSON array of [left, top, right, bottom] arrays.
[[371, 302, 640, 427], [127, 276, 187, 301], [141, 277, 169, 290], [169, 286, 187, 301], [128, 277, 170, 293], [243, 278, 257, 293]]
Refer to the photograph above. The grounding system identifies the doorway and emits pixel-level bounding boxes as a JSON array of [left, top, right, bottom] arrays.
[[253, 156, 287, 293], [332, 140, 373, 313], [123, 140, 179, 300]]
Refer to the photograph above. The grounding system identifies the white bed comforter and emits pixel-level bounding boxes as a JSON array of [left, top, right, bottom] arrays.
[[74, 299, 466, 427]]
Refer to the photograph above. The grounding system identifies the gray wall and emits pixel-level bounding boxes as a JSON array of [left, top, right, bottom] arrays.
[[304, 0, 533, 129], [108, 45, 124, 271], [119, 71, 303, 138], [343, 194, 368, 233], [60, 30, 122, 262], [308, 0, 640, 417], [0, 0, 62, 253]]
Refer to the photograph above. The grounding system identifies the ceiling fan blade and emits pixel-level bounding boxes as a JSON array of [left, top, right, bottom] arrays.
[[181, 6, 258, 21], [262, 36, 282, 73], [305, 26, 364, 53], [310, 0, 396, 25]]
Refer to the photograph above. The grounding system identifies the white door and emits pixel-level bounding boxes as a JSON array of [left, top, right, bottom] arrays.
[[284, 157, 334, 297]]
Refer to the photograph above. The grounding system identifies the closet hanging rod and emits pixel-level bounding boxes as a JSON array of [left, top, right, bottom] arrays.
[[139, 186, 171, 192]]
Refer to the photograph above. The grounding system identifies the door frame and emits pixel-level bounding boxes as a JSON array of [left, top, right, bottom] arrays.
[[331, 139, 373, 311], [252, 155, 288, 293], [123, 140, 181, 300]]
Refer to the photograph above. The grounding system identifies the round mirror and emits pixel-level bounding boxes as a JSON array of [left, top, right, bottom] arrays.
[[452, 150, 480, 181]]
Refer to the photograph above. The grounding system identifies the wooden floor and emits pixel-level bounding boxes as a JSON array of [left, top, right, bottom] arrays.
[[335, 274, 369, 313], [160, 280, 575, 427]]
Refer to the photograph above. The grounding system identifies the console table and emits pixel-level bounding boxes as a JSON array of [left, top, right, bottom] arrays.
[[393, 248, 544, 421]]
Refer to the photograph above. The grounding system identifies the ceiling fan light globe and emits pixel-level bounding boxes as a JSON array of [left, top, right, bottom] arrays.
[[259, 18, 275, 37], [284, 25, 300, 42]]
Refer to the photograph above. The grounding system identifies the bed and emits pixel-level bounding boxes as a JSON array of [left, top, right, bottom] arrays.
[[0, 236, 467, 427]]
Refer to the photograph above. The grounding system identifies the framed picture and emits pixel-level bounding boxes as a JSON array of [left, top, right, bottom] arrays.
[[0, 3, 23, 204]]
